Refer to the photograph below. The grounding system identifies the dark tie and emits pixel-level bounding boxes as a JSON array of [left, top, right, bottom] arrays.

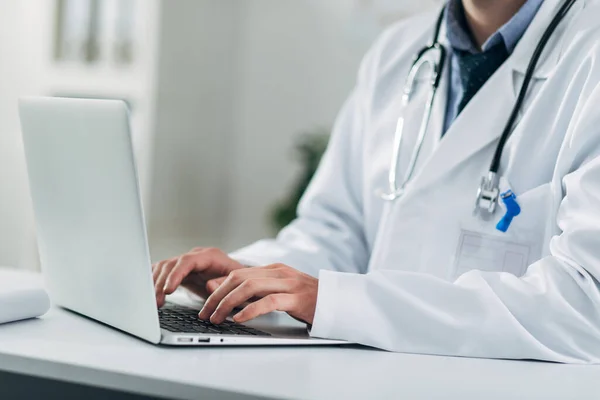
[[456, 43, 509, 114]]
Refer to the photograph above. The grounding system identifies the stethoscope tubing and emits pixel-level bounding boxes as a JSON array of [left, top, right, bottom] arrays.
[[380, 0, 578, 205], [490, 0, 578, 174]]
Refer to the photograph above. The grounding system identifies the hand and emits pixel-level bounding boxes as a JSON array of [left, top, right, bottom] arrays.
[[198, 263, 318, 325], [152, 247, 245, 307]]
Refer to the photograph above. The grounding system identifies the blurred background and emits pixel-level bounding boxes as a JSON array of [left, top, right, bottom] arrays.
[[0, 0, 436, 271]]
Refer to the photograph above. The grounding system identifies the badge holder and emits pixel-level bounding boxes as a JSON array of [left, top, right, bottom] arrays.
[[496, 190, 521, 233]]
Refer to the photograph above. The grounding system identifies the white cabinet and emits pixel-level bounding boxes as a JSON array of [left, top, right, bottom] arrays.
[[46, 0, 160, 204]]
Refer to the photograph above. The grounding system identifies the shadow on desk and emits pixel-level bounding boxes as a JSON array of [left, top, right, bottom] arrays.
[[0, 369, 165, 400]]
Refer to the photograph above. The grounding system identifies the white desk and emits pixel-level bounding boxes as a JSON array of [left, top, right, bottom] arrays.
[[0, 271, 599, 399]]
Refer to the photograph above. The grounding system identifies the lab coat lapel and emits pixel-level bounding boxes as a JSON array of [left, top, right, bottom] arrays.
[[510, 0, 584, 79], [409, 64, 514, 192], [510, 0, 586, 122], [405, 0, 580, 193]]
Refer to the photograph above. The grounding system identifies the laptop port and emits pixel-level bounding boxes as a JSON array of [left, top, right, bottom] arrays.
[[177, 337, 194, 343], [198, 337, 210, 343]]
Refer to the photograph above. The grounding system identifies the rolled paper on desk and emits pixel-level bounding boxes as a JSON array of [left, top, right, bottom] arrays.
[[0, 269, 50, 325]]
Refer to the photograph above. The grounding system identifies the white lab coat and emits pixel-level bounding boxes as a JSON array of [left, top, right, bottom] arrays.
[[232, 0, 600, 363]]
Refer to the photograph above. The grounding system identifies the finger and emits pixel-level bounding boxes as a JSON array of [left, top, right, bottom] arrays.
[[155, 259, 178, 306], [205, 276, 227, 295], [163, 248, 228, 295], [199, 267, 286, 319], [152, 258, 174, 283], [209, 279, 295, 324], [199, 268, 284, 320], [233, 294, 296, 323], [152, 261, 163, 283], [155, 258, 177, 291]]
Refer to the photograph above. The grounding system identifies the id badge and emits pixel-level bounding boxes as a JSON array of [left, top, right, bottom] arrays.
[[453, 229, 532, 279]]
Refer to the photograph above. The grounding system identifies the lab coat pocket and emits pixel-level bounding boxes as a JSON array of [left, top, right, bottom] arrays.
[[505, 182, 552, 245], [453, 183, 551, 279]]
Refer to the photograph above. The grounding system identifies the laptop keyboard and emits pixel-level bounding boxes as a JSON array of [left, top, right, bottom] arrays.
[[159, 305, 271, 336]]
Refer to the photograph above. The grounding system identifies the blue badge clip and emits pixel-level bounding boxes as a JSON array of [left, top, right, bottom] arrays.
[[496, 190, 521, 233]]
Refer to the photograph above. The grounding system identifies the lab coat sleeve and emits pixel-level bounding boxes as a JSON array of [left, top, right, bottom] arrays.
[[311, 74, 600, 364], [230, 54, 374, 277]]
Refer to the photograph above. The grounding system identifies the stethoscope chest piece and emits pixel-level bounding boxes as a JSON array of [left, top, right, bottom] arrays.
[[474, 172, 499, 218]]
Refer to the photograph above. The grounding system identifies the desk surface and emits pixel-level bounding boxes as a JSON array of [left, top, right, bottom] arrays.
[[0, 270, 599, 400]]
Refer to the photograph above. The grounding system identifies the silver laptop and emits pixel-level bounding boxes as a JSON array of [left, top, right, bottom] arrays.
[[18, 96, 345, 347]]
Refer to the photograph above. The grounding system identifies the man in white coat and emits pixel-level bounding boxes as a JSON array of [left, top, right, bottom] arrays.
[[153, 0, 600, 363]]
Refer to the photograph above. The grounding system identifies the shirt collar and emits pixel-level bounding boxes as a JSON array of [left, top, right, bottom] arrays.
[[445, 0, 544, 54]]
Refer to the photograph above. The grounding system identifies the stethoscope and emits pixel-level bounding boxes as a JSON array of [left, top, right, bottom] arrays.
[[379, 0, 578, 219]]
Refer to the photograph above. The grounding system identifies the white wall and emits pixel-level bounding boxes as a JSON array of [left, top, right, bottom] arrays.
[[223, 0, 378, 249], [0, 0, 50, 270], [148, 1, 243, 259], [147, 0, 380, 259], [147, 0, 438, 259], [223, 0, 437, 250]]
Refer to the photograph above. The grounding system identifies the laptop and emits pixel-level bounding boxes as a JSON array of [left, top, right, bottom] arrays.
[[18, 96, 346, 347]]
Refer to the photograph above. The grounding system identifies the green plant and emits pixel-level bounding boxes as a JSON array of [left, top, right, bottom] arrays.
[[271, 130, 330, 233]]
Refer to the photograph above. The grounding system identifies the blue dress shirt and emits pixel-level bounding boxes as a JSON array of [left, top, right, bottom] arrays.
[[443, 0, 544, 133]]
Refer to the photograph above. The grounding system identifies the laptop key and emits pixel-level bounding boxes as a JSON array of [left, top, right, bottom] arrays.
[[159, 305, 271, 336], [228, 329, 253, 335], [242, 329, 271, 336], [161, 325, 179, 332]]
